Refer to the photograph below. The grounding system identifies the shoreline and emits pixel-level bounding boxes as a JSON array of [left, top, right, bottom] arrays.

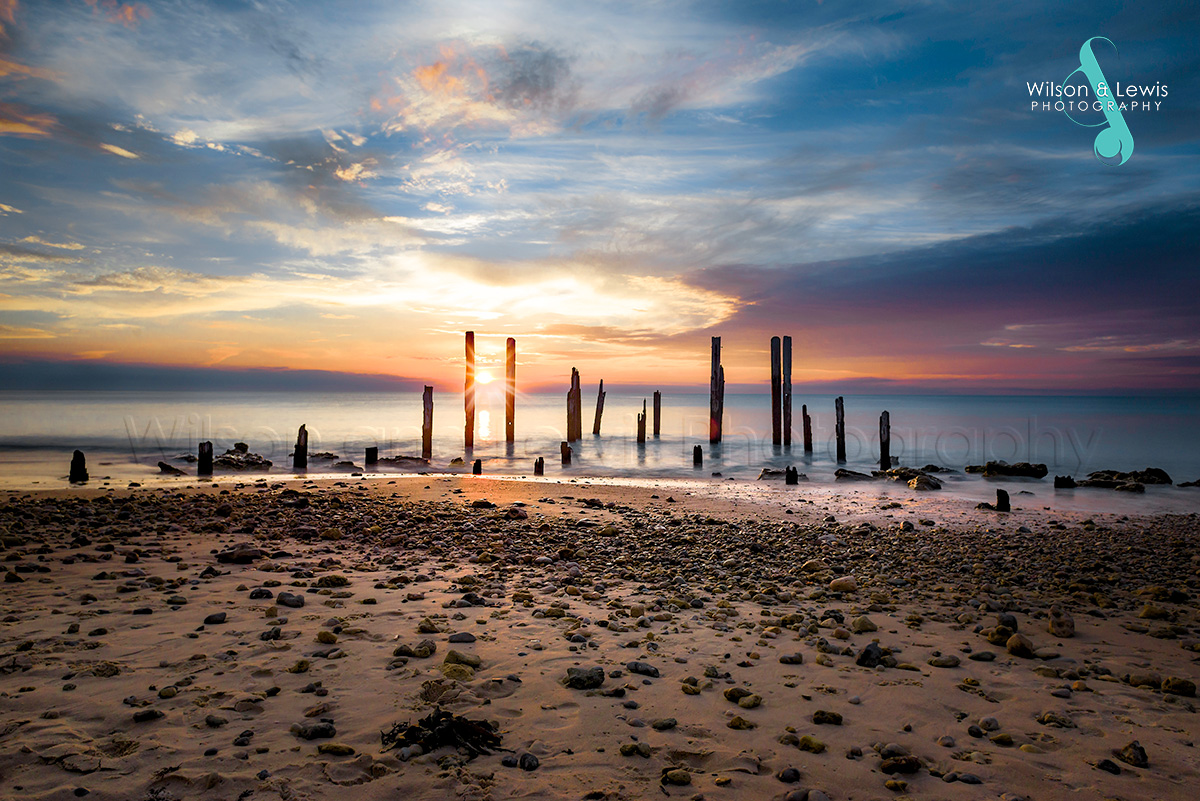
[[1, 475, 1198, 800]]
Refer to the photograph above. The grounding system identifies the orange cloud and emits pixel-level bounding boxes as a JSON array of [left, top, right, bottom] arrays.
[[0, 101, 55, 137], [0, 56, 54, 80], [83, 0, 151, 28], [0, 0, 16, 35]]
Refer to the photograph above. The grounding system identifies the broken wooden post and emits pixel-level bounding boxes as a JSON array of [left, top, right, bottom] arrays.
[[505, 337, 516, 443], [567, 368, 582, 442], [464, 331, 475, 449], [422, 385, 433, 461], [785, 466, 799, 485], [534, 457, 544, 476], [783, 336, 792, 448], [802, 405, 813, 454], [472, 458, 482, 475], [560, 441, 572, 466], [365, 446, 378, 465], [69, 449, 88, 483], [996, 489, 1011, 513], [835, 396, 846, 463], [771, 336, 782, 446], [198, 441, 213, 476], [693, 445, 703, 467], [710, 336, 724, 444], [652, 391, 661, 437], [294, 424, 308, 470], [879, 410, 890, 471], [592, 379, 606, 436], [637, 399, 647, 444]]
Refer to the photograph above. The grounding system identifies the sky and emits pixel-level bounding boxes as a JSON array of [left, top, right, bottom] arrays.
[[0, 0, 1197, 393]]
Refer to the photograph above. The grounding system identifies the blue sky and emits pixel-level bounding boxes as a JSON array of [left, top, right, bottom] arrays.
[[1, 0, 1197, 391]]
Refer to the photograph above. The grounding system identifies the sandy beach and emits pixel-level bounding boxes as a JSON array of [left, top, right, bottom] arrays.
[[1, 475, 1197, 801]]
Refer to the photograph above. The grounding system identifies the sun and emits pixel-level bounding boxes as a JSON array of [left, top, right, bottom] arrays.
[[475, 370, 495, 384]]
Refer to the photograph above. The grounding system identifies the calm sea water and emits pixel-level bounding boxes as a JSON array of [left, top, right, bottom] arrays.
[[1, 390, 1198, 486]]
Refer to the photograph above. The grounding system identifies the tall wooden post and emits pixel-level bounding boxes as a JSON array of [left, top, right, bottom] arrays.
[[782, 336, 792, 448], [710, 336, 724, 444], [652, 391, 661, 437], [567, 368, 582, 441], [472, 459, 482, 475], [560, 441, 572, 466], [294, 424, 308, 470], [995, 489, 1011, 513], [879, 410, 890, 471], [693, 445, 703, 467], [69, 450, 88, 483], [198, 441, 213, 476], [533, 457, 544, 476], [835, 396, 846, 463], [422, 385, 433, 460], [464, 332, 475, 449], [505, 337, 516, 443], [637, 400, 647, 444], [365, 446, 378, 465], [592, 379, 606, 436], [770, 336, 782, 446], [802, 405, 813, 454]]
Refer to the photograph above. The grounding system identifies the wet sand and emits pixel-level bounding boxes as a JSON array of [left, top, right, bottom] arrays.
[[1, 475, 1198, 800]]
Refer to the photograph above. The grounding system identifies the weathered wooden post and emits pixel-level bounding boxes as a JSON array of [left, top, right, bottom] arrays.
[[69, 450, 88, 483], [771, 336, 782, 446], [802, 405, 813, 454], [464, 331, 475, 449], [294, 424, 308, 470], [472, 458, 482, 475], [693, 445, 703, 467], [879, 410, 890, 471], [592, 379, 606, 436], [198, 441, 213, 476], [567, 368, 582, 442], [560, 441, 572, 466], [365, 446, 378, 465], [783, 336, 792, 448], [835, 396, 846, 463], [996, 489, 1011, 513], [637, 399, 647, 444], [505, 337, 516, 443], [534, 457, 544, 476], [785, 465, 799, 485], [710, 336, 724, 444], [421, 385, 433, 460], [652, 391, 661, 437]]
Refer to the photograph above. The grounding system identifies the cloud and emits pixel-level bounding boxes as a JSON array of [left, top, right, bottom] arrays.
[[82, 0, 151, 29], [0, 323, 55, 339], [0, 100, 55, 136], [99, 142, 139, 158], [20, 235, 85, 250], [0, 203, 22, 215]]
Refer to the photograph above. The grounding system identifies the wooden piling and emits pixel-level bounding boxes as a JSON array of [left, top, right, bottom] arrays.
[[560, 441, 572, 466], [996, 489, 1011, 513], [294, 424, 308, 470], [785, 466, 799, 485], [464, 331, 475, 449], [365, 446, 378, 465], [505, 337, 516, 443], [69, 449, 88, 483], [592, 379, 606, 436], [710, 337, 724, 444], [802, 405, 813, 454], [567, 368, 582, 442], [879, 410, 890, 471], [472, 458, 482, 475], [422, 385, 433, 461], [534, 457, 544, 476], [652, 391, 661, 437], [835, 396, 846, 463], [771, 336, 782, 446], [198, 441, 213, 476], [637, 399, 647, 444], [782, 336, 792, 448], [693, 445, 703, 467]]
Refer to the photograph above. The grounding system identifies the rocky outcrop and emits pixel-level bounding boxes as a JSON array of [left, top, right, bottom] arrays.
[[964, 461, 1048, 479], [213, 443, 273, 471]]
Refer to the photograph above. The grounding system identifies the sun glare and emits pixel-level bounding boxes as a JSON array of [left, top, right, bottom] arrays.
[[475, 370, 495, 384]]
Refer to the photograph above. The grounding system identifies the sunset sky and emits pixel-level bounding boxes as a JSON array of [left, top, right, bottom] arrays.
[[1, 0, 1197, 393]]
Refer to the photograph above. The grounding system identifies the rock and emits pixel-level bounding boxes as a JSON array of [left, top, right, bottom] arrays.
[[1047, 607, 1074, 638], [812, 710, 842, 725], [448, 633, 476, 643], [834, 468, 875, 481], [856, 642, 885, 668], [829, 576, 857, 593], [780, 653, 804, 665], [203, 612, 227, 625], [564, 667, 605, 690], [928, 655, 960, 668], [777, 767, 801, 783], [215, 544, 265, 564], [1037, 711, 1075, 728], [213, 445, 272, 470], [802, 559, 830, 573], [292, 721, 336, 740], [737, 694, 762, 709], [1114, 740, 1148, 769], [69, 450, 89, 483], [1006, 633, 1035, 658], [724, 687, 752, 703], [965, 461, 1047, 478], [277, 592, 305, 609], [662, 768, 691, 785], [908, 474, 942, 491], [727, 716, 755, 730], [1162, 677, 1196, 697], [132, 709, 164, 723], [1139, 604, 1170, 620], [249, 588, 273, 600], [445, 650, 481, 668], [881, 756, 921, 775], [316, 631, 337, 644], [651, 718, 677, 731], [851, 616, 877, 633], [1053, 475, 1076, 488], [797, 735, 826, 753], [626, 661, 660, 678], [157, 461, 186, 476], [317, 743, 355, 756]]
